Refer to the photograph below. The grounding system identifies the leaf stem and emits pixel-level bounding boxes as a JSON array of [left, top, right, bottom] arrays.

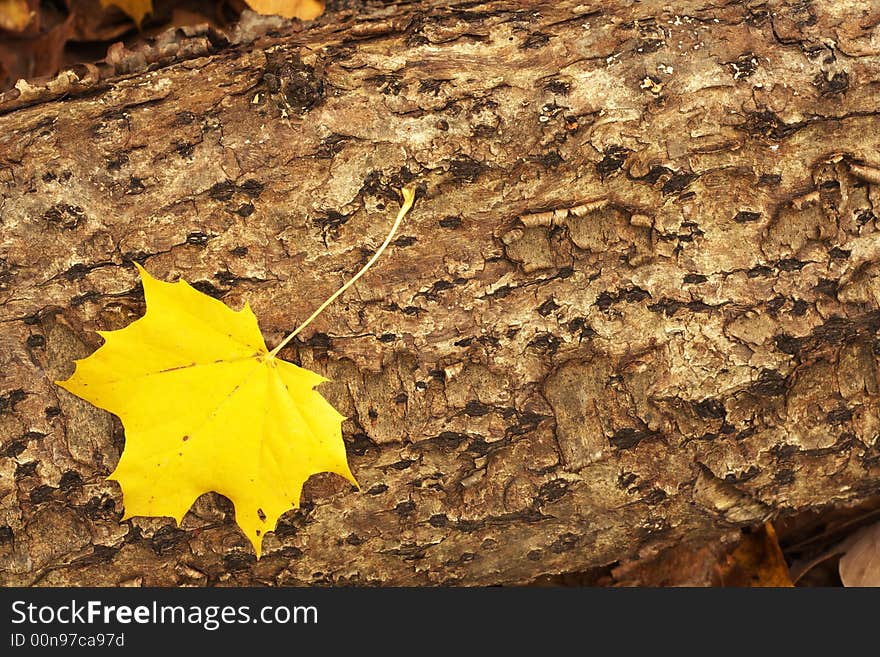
[[269, 184, 417, 358]]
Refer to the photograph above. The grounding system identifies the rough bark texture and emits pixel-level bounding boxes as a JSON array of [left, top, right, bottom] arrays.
[[2, 0, 880, 586]]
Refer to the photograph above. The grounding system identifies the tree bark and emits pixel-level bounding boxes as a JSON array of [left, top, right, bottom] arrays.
[[2, 0, 880, 586]]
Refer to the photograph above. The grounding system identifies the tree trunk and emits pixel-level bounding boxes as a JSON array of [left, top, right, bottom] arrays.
[[2, 0, 880, 586]]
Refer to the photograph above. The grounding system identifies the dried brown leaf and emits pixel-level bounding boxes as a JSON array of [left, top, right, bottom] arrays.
[[839, 522, 880, 587], [0, 11, 73, 91], [67, 0, 133, 42], [715, 522, 794, 587]]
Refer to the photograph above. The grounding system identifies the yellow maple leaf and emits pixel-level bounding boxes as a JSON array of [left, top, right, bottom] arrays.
[[244, 0, 324, 20], [57, 186, 415, 556], [99, 0, 152, 26]]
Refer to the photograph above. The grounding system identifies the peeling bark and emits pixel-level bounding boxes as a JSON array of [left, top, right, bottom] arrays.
[[2, 0, 880, 586]]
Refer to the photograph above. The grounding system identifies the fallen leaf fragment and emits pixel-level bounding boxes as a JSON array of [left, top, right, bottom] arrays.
[[99, 0, 151, 26], [244, 0, 324, 20], [839, 521, 880, 586], [715, 522, 794, 587], [69, 0, 142, 42], [57, 186, 416, 556], [0, 12, 74, 94], [0, 0, 33, 32]]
